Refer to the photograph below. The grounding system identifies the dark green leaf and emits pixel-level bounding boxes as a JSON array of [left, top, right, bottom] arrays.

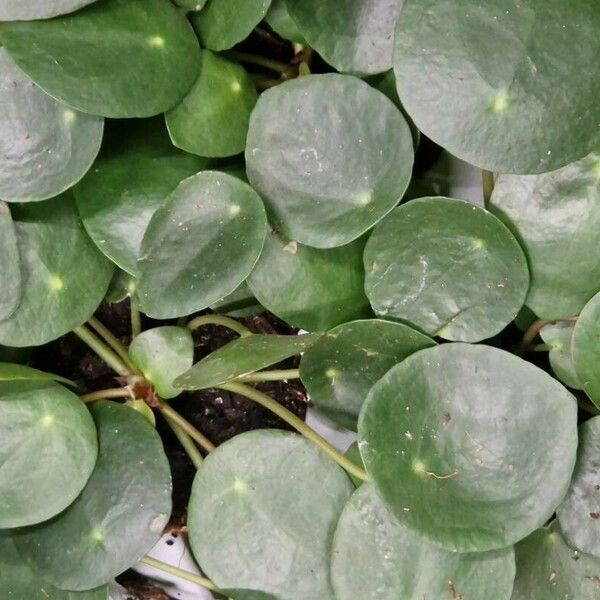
[[14, 401, 172, 591], [0, 195, 114, 347], [0, 48, 103, 203], [245, 74, 413, 248], [331, 484, 515, 599], [364, 197, 529, 342], [540, 322, 581, 390], [490, 153, 600, 319], [247, 230, 371, 332], [210, 282, 262, 317], [394, 0, 600, 173], [0, 380, 97, 529], [265, 0, 305, 44], [0, 0, 98, 20], [165, 50, 257, 158], [300, 319, 435, 430], [175, 333, 317, 390], [0, 0, 200, 118], [573, 292, 600, 407], [104, 269, 136, 304], [358, 343, 578, 552], [287, 0, 404, 74], [129, 326, 193, 399], [187, 429, 353, 598], [137, 171, 267, 319], [0, 201, 21, 321]]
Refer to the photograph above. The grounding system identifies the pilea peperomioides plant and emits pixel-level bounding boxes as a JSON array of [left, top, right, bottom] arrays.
[[2, 1, 600, 599]]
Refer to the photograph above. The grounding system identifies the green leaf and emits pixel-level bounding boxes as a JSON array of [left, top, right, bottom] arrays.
[[0, 536, 108, 600], [0, 380, 97, 529], [364, 197, 529, 342], [540, 322, 581, 390], [558, 417, 600, 557], [299, 319, 435, 430], [512, 522, 600, 599], [173, 0, 206, 10], [137, 171, 267, 319], [358, 343, 578, 552], [265, 0, 305, 44], [0, 48, 103, 203], [0, 0, 200, 118], [331, 484, 516, 600], [175, 333, 317, 390], [0, 0, 98, 20], [210, 282, 262, 318], [247, 230, 371, 332], [490, 153, 600, 319], [393, 0, 600, 174], [286, 0, 403, 75], [573, 292, 600, 406], [245, 74, 414, 248], [190, 0, 271, 51], [165, 50, 257, 158], [187, 429, 353, 598], [0, 194, 114, 347], [129, 326, 194, 399], [0, 201, 21, 321], [104, 269, 136, 304], [0, 362, 74, 386], [14, 401, 172, 591], [75, 150, 208, 275]]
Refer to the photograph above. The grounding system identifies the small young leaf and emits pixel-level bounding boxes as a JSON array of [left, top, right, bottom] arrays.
[[247, 230, 371, 332], [572, 292, 600, 407], [358, 343, 578, 552], [300, 319, 435, 430], [165, 50, 257, 158], [175, 333, 317, 390], [0, 202, 21, 321], [129, 326, 194, 399], [14, 401, 172, 591], [137, 171, 267, 319], [0, 380, 97, 529], [246, 74, 414, 248], [331, 484, 515, 600], [540, 322, 581, 390], [0, 0, 200, 118], [187, 430, 353, 598], [0, 48, 103, 203], [0, 0, 98, 20], [0, 362, 74, 386], [364, 197, 529, 342]]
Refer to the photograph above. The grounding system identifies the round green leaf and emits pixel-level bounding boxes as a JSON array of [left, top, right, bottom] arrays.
[[190, 0, 271, 51], [137, 171, 267, 319], [490, 153, 600, 319], [0, 380, 97, 529], [331, 484, 516, 600], [512, 522, 600, 600], [246, 74, 414, 248], [175, 333, 317, 390], [0, 0, 98, 20], [0, 0, 200, 118], [129, 326, 193, 399], [558, 417, 600, 557], [188, 429, 353, 598], [166, 51, 257, 158], [75, 151, 208, 275], [358, 343, 578, 552], [210, 282, 262, 317], [393, 0, 600, 174], [364, 197, 529, 342], [540, 322, 581, 390], [265, 0, 305, 44], [300, 319, 435, 430], [574, 294, 600, 408], [0, 195, 113, 347], [0, 201, 21, 321], [0, 48, 103, 203], [14, 401, 172, 591], [287, 0, 403, 75], [247, 230, 371, 332], [0, 536, 107, 600], [0, 362, 73, 386]]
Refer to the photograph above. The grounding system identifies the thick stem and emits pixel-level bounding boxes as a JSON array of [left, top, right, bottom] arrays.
[[88, 316, 140, 374], [80, 388, 132, 403], [130, 303, 142, 338], [186, 314, 251, 337], [158, 401, 215, 453], [515, 317, 578, 356], [140, 556, 220, 593], [73, 325, 131, 377], [225, 50, 295, 77], [220, 382, 370, 482], [236, 369, 300, 382], [482, 170, 495, 207], [164, 414, 204, 469]]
